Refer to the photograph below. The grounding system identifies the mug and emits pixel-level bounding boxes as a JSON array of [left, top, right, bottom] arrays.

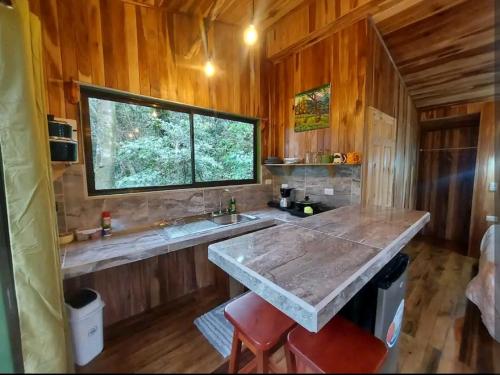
[[347, 152, 361, 164], [321, 154, 331, 164], [333, 153, 343, 164]]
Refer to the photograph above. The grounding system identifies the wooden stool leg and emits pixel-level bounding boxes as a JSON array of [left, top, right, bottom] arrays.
[[284, 344, 297, 373], [229, 330, 242, 374], [256, 350, 269, 374]]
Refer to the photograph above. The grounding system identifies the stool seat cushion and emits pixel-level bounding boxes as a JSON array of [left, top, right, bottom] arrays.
[[224, 292, 296, 351], [287, 316, 388, 373]]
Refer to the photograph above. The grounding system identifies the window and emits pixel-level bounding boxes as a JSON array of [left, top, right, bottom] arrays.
[[81, 87, 257, 196]]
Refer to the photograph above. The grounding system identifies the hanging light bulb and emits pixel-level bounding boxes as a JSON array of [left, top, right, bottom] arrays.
[[244, 0, 258, 46], [244, 24, 258, 46], [204, 60, 215, 77]]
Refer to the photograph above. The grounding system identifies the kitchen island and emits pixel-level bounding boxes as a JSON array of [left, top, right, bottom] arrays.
[[208, 205, 430, 332]]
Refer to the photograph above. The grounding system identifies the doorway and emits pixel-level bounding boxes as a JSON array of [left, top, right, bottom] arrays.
[[416, 114, 480, 254]]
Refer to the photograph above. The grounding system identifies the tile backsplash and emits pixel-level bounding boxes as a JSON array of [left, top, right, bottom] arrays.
[[266, 164, 361, 208], [54, 164, 273, 233], [54, 164, 361, 233]]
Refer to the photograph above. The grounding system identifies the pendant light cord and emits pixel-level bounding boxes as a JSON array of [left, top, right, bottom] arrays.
[[252, 0, 255, 24]]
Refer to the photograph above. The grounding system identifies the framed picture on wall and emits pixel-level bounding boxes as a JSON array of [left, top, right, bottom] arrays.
[[294, 83, 331, 132]]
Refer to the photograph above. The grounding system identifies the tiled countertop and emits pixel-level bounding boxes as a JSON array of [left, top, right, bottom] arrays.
[[60, 207, 302, 279], [208, 205, 430, 332]]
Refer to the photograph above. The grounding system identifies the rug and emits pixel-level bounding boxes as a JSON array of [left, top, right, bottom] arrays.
[[194, 299, 235, 358]]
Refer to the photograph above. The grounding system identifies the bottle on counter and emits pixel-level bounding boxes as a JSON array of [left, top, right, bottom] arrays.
[[101, 211, 112, 237], [229, 197, 236, 214]]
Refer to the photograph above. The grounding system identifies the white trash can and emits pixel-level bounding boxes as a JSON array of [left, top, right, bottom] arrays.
[[65, 288, 105, 366]]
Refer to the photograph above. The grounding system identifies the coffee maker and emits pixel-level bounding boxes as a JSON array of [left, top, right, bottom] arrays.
[[280, 187, 294, 208]]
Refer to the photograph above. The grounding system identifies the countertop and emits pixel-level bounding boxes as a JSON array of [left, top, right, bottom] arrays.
[[60, 207, 302, 279], [208, 205, 430, 332]]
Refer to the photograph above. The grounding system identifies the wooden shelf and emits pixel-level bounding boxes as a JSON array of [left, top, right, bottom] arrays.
[[263, 163, 361, 167]]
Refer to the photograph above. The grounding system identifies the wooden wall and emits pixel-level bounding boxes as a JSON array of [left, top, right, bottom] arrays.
[[64, 244, 229, 327], [264, 19, 368, 159], [364, 20, 419, 209], [420, 102, 496, 258], [264, 0, 496, 109], [263, 17, 419, 209], [28, 0, 261, 122]]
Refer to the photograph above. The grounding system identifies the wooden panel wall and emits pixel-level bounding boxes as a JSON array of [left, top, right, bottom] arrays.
[[420, 101, 496, 258], [264, 19, 368, 159], [29, 0, 261, 123], [416, 124, 479, 250], [64, 244, 229, 327], [264, 0, 495, 109], [263, 17, 419, 210], [364, 21, 419, 209]]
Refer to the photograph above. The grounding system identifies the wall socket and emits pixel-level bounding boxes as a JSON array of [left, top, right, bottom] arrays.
[[324, 188, 334, 196], [488, 182, 497, 192], [264, 179, 272, 185]]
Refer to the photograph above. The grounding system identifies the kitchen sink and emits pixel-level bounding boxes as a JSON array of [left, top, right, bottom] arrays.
[[210, 213, 257, 226], [161, 213, 258, 239]]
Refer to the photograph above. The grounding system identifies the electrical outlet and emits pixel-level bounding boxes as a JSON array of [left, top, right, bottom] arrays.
[[488, 182, 497, 192], [281, 184, 288, 188], [486, 215, 498, 223], [264, 179, 272, 185], [324, 188, 334, 196]]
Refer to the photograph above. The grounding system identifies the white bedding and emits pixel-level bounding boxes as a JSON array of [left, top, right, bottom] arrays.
[[465, 224, 499, 342]]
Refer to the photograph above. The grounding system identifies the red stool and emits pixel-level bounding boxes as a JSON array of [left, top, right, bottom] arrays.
[[224, 292, 296, 373], [285, 316, 388, 373]]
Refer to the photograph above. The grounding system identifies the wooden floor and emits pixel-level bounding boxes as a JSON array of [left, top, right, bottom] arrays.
[[78, 237, 500, 373]]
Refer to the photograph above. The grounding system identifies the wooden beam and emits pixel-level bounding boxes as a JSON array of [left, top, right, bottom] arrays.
[[184, 0, 238, 60]]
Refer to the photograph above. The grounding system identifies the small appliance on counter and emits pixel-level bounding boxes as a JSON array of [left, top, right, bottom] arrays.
[[279, 186, 294, 208], [269, 194, 333, 218], [48, 114, 78, 162], [294, 196, 320, 215]]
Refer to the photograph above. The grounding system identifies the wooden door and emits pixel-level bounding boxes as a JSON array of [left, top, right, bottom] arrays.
[[365, 107, 397, 207], [416, 122, 479, 251]]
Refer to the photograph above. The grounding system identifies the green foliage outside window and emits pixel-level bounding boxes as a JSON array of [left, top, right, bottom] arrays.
[[87, 96, 255, 193], [194, 114, 254, 182]]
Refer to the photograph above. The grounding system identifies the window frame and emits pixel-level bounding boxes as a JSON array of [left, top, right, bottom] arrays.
[[80, 86, 258, 196]]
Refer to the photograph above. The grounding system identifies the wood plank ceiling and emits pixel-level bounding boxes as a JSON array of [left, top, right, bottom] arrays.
[[379, 0, 497, 109], [124, 0, 306, 29], [123, 0, 497, 109]]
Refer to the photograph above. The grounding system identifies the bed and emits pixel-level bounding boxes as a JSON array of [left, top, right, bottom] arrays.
[[465, 224, 499, 342]]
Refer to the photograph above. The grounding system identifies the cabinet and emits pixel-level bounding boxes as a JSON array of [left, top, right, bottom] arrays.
[[364, 107, 397, 207]]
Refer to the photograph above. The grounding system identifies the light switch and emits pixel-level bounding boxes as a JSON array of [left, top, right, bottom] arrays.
[[488, 182, 497, 192], [265, 179, 272, 185], [324, 188, 334, 196], [486, 215, 498, 223]]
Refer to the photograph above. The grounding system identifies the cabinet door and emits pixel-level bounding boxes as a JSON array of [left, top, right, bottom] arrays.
[[365, 107, 397, 207]]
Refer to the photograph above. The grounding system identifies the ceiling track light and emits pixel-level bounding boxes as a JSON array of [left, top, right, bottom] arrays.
[[243, 0, 258, 46]]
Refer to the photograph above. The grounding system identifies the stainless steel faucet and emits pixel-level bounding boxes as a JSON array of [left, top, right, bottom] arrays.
[[215, 188, 231, 216]]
